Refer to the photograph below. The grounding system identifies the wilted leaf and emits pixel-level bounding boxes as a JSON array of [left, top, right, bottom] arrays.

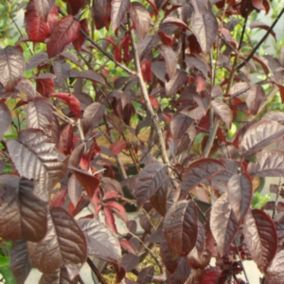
[[248, 151, 284, 177], [181, 159, 224, 194], [28, 207, 87, 274], [265, 250, 284, 284], [78, 218, 122, 263], [134, 161, 169, 205], [111, 0, 130, 32], [212, 99, 232, 129], [0, 175, 47, 241], [47, 15, 80, 57], [130, 2, 151, 39], [0, 46, 25, 90], [0, 102, 11, 140], [11, 241, 31, 284], [240, 120, 284, 156], [190, 2, 218, 52], [210, 193, 239, 255], [7, 129, 66, 201], [243, 209, 277, 272], [92, 0, 111, 29], [27, 97, 59, 143], [227, 174, 252, 223], [163, 200, 198, 256]]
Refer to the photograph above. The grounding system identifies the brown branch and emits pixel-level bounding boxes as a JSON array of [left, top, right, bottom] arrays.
[[129, 24, 170, 166], [237, 7, 284, 70], [87, 257, 108, 284], [129, 17, 180, 202]]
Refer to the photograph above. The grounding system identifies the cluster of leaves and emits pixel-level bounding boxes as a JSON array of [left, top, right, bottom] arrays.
[[0, 0, 284, 283]]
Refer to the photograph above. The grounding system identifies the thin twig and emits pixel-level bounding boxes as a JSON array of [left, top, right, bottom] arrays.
[[81, 30, 135, 75], [128, 16, 180, 202], [87, 257, 108, 284], [237, 7, 284, 70]]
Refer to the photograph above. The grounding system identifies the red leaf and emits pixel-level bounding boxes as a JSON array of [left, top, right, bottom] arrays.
[[141, 59, 152, 82], [25, 0, 55, 42], [47, 15, 80, 57], [252, 0, 270, 13], [111, 139, 127, 155], [120, 239, 136, 254], [57, 124, 74, 155], [106, 201, 128, 223], [36, 74, 55, 97], [51, 92, 81, 118], [199, 267, 222, 284], [158, 31, 174, 47], [104, 207, 117, 233], [73, 19, 88, 51]]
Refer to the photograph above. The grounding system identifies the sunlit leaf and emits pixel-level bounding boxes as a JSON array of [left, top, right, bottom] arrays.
[[78, 218, 122, 263], [227, 174, 252, 222], [210, 194, 239, 255], [243, 209, 277, 272], [248, 151, 284, 177], [240, 120, 284, 156], [0, 47, 25, 90]]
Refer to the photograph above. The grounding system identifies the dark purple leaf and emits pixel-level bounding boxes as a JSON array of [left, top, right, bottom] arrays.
[[28, 207, 87, 274], [170, 113, 193, 140], [11, 241, 31, 284], [137, 266, 154, 284], [243, 209, 277, 272], [92, 0, 111, 29], [240, 120, 284, 156], [181, 159, 224, 195], [7, 129, 67, 201], [64, 0, 86, 15], [81, 102, 105, 133], [245, 85, 265, 115], [163, 200, 198, 256], [248, 151, 284, 177], [130, 2, 151, 39], [190, 1, 218, 52], [78, 218, 122, 263], [134, 161, 169, 205], [47, 15, 80, 57], [160, 45, 177, 79], [165, 70, 188, 96], [0, 102, 11, 140], [111, 0, 130, 32], [210, 193, 239, 255], [0, 47, 25, 90], [0, 175, 47, 241], [227, 174, 252, 223]]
